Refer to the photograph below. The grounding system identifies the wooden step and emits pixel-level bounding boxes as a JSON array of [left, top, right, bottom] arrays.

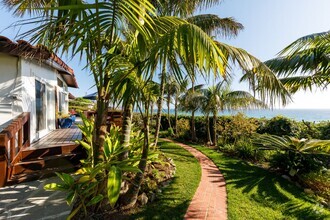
[[7, 162, 81, 185], [21, 144, 81, 161], [12, 152, 83, 176]]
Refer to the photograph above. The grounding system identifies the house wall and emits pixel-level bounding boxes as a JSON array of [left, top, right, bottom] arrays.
[[20, 59, 62, 141], [0, 53, 20, 129], [0, 53, 70, 141]]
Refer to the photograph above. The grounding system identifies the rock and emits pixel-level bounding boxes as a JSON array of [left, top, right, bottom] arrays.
[[281, 175, 291, 181], [137, 193, 148, 206], [304, 188, 314, 195]]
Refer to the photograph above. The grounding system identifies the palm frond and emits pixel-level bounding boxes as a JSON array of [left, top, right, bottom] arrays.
[[187, 14, 243, 38]]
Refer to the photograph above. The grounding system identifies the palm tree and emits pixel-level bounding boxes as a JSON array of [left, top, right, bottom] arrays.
[[179, 83, 204, 141], [152, 3, 245, 146], [4, 0, 291, 210], [164, 74, 180, 131], [201, 81, 266, 146], [265, 31, 330, 93]]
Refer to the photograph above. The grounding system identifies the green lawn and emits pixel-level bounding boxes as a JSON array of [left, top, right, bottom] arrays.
[[192, 144, 330, 220], [130, 140, 201, 219]]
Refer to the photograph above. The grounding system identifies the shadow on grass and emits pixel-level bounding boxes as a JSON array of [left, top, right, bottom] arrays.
[[130, 141, 200, 220], [212, 154, 329, 219]]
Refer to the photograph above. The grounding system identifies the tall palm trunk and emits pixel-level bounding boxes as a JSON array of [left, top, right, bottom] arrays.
[[191, 79, 197, 142], [206, 113, 213, 145], [121, 102, 150, 208], [154, 67, 166, 147], [212, 111, 217, 146], [167, 94, 172, 130], [174, 94, 178, 135], [191, 109, 196, 141], [93, 92, 109, 165], [119, 102, 133, 160]]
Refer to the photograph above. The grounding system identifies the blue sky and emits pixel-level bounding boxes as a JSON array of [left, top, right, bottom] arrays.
[[1, 0, 330, 108]]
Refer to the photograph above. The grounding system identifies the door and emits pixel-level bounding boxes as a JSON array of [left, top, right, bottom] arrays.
[[35, 80, 47, 138]]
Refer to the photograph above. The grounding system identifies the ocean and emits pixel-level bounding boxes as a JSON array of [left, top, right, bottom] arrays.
[[171, 109, 330, 122]]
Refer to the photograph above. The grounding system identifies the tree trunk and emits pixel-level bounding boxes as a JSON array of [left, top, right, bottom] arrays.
[[206, 114, 213, 145], [167, 94, 172, 130], [120, 103, 150, 208], [212, 112, 217, 146], [191, 110, 196, 142], [174, 95, 178, 135], [150, 102, 154, 128], [154, 70, 165, 147], [93, 98, 109, 165], [119, 103, 133, 160]]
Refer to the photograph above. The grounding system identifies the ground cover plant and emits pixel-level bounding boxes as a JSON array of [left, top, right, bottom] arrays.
[[192, 144, 330, 220]]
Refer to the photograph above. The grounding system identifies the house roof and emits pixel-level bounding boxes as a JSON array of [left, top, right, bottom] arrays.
[[0, 36, 78, 88]]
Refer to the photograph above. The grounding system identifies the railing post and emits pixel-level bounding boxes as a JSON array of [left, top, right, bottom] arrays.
[[0, 134, 8, 187], [23, 113, 30, 147], [18, 128, 23, 151]]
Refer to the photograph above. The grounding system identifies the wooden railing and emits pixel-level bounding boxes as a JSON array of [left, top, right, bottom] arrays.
[[0, 112, 30, 186]]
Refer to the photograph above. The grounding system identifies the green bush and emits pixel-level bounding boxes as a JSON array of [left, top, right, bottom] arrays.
[[176, 118, 190, 139], [255, 135, 330, 176], [167, 127, 174, 137], [217, 113, 258, 144], [300, 170, 330, 204], [317, 121, 330, 140], [257, 116, 301, 137], [235, 139, 267, 162], [69, 97, 94, 113]]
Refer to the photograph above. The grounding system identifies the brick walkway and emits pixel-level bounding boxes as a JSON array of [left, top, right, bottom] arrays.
[[163, 139, 227, 220]]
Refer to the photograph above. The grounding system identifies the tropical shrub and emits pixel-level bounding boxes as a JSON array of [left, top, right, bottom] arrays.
[[257, 116, 301, 137], [167, 127, 174, 137], [69, 98, 94, 114], [44, 115, 141, 218], [219, 143, 237, 156], [300, 170, 330, 205], [254, 134, 330, 176], [299, 120, 322, 139], [235, 139, 267, 162], [317, 121, 330, 140], [176, 118, 190, 139], [217, 113, 258, 144]]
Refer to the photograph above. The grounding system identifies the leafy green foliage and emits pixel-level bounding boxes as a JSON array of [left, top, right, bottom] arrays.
[[69, 98, 94, 113], [301, 170, 330, 204], [255, 134, 330, 176], [217, 113, 258, 144], [175, 118, 190, 139], [258, 116, 301, 137], [44, 116, 142, 218]]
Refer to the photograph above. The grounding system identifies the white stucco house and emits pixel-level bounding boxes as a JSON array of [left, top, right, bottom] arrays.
[[0, 36, 78, 142]]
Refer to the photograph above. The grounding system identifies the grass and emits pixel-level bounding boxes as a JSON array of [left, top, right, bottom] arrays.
[[192, 144, 330, 220], [130, 140, 201, 219]]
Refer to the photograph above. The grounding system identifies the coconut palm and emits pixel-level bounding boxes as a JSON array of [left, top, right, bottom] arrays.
[[179, 83, 204, 141], [4, 0, 291, 211], [201, 81, 266, 146], [265, 31, 330, 93], [153, 8, 245, 146], [164, 74, 180, 131]]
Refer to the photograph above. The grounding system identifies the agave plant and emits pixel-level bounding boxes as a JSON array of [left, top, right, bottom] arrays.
[[254, 134, 330, 176]]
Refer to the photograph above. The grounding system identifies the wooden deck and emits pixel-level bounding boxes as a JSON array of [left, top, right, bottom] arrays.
[[26, 126, 82, 150], [0, 113, 85, 187]]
